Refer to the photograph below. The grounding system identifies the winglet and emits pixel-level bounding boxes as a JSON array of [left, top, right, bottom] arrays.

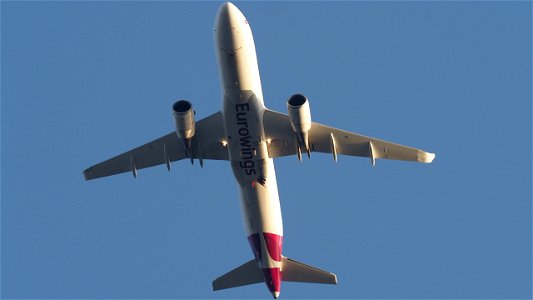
[[83, 167, 92, 181], [418, 151, 436, 163]]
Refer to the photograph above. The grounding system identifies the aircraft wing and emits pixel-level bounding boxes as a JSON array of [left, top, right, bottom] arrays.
[[263, 109, 435, 164], [83, 112, 228, 180]]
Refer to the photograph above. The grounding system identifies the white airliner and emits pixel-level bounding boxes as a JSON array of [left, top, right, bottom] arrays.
[[84, 2, 435, 298]]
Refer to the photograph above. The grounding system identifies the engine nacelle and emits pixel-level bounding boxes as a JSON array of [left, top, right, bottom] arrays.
[[287, 94, 312, 157], [173, 100, 195, 142], [287, 94, 312, 133]]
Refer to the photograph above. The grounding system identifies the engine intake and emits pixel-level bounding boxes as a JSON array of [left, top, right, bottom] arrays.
[[287, 94, 312, 158], [173, 100, 195, 150]]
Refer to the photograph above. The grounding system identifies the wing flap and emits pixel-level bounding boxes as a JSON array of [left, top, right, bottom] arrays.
[[83, 132, 183, 180], [310, 122, 435, 163], [263, 109, 435, 164], [83, 111, 228, 180]]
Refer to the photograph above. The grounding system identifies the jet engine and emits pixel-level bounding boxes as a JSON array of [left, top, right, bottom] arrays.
[[287, 94, 312, 157], [173, 100, 195, 151]]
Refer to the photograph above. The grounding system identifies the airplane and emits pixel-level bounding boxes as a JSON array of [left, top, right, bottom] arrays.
[[83, 2, 435, 298]]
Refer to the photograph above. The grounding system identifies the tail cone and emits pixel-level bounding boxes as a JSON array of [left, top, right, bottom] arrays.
[[262, 268, 281, 298]]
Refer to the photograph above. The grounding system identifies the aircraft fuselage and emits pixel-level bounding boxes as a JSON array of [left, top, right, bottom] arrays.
[[214, 3, 283, 297]]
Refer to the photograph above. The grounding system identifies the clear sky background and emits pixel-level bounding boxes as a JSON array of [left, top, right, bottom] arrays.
[[1, 1, 531, 299]]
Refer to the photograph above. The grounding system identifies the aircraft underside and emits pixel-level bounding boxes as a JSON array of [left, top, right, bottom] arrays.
[[83, 2, 435, 298]]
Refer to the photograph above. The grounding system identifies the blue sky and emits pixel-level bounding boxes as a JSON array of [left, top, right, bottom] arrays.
[[1, 1, 531, 299]]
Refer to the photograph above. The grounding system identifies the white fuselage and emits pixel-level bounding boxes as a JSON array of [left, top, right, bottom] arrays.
[[214, 4, 283, 294]]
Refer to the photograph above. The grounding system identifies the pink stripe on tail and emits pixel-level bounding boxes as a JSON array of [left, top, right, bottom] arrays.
[[263, 232, 283, 262], [263, 267, 281, 293]]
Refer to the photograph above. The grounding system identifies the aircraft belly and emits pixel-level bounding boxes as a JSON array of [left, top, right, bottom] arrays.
[[215, 5, 283, 295], [222, 93, 283, 237], [237, 159, 283, 236], [215, 7, 282, 238]]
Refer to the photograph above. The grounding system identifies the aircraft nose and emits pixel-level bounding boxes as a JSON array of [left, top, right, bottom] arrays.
[[217, 2, 234, 16], [215, 2, 240, 30], [214, 2, 246, 51]]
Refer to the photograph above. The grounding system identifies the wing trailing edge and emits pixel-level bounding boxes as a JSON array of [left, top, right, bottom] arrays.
[[263, 108, 435, 164]]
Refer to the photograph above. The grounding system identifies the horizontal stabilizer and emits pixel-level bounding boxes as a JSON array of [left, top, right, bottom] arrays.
[[213, 256, 337, 292], [281, 256, 337, 285], [212, 259, 263, 291]]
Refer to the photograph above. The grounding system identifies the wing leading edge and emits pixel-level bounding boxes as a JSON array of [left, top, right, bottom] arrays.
[[83, 112, 228, 180], [263, 109, 435, 164]]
